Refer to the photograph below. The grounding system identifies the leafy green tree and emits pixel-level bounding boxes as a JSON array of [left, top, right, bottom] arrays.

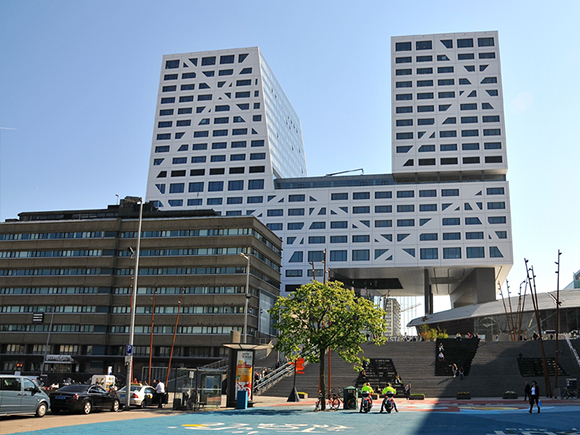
[[269, 280, 388, 410]]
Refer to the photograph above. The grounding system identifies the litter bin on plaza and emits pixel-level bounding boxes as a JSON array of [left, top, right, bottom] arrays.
[[343, 386, 358, 410], [236, 390, 248, 409], [566, 378, 577, 390]]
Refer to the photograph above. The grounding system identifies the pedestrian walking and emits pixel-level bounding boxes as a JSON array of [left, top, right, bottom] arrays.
[[155, 379, 166, 408], [528, 380, 540, 413]]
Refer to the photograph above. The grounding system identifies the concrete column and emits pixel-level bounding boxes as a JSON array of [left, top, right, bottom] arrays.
[[424, 269, 433, 314]]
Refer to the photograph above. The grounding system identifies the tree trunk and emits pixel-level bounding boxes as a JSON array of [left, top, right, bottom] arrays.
[[319, 347, 326, 411]]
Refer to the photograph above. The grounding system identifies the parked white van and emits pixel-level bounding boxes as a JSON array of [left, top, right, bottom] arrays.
[[0, 375, 50, 417]]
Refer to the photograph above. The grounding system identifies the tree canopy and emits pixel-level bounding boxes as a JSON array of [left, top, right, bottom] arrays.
[[270, 280, 388, 410]]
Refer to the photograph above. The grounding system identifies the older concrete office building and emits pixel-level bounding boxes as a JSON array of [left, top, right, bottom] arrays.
[[0, 199, 281, 377], [144, 31, 513, 315]]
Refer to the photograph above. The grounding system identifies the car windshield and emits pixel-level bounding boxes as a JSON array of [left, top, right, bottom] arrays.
[[119, 385, 143, 392], [57, 385, 88, 393]]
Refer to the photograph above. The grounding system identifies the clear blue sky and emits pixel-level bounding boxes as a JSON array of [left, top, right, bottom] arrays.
[[1, 0, 578, 300]]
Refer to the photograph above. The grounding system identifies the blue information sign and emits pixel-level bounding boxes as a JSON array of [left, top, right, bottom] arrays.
[[126, 345, 133, 356]]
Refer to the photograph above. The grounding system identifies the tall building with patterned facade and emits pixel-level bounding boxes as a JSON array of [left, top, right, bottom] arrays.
[[145, 32, 513, 314]]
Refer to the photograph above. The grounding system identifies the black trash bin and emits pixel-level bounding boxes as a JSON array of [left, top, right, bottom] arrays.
[[343, 386, 358, 410], [566, 378, 577, 390]]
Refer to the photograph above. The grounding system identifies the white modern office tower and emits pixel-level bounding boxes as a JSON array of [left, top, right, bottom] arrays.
[[146, 32, 513, 314]]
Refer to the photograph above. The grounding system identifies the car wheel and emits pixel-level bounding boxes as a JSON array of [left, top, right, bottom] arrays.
[[82, 400, 92, 415], [36, 402, 48, 418], [139, 400, 145, 409], [111, 399, 120, 412], [51, 408, 61, 414]]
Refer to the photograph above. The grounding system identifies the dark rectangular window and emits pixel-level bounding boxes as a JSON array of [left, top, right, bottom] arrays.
[[437, 66, 454, 73], [395, 42, 412, 51], [417, 105, 434, 112], [353, 206, 370, 214], [289, 194, 305, 202], [330, 221, 348, 229], [457, 38, 474, 48], [352, 250, 370, 261], [419, 189, 436, 197], [353, 192, 370, 200], [397, 191, 414, 198], [416, 41, 432, 50], [478, 37, 494, 47], [201, 56, 216, 66], [330, 250, 347, 261], [419, 204, 437, 212]]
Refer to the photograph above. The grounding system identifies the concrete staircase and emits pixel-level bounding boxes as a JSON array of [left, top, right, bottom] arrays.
[[257, 339, 580, 398]]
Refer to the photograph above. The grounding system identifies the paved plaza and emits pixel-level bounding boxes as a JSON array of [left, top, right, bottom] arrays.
[[2, 398, 580, 435]]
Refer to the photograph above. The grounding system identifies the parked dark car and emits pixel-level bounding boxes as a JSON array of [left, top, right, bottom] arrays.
[[49, 384, 121, 414]]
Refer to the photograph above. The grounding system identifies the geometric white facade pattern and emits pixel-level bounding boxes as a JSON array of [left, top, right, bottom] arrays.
[[145, 32, 513, 310]]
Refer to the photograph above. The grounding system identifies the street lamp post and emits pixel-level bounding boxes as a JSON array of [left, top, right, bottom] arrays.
[[239, 253, 251, 344], [126, 197, 144, 410]]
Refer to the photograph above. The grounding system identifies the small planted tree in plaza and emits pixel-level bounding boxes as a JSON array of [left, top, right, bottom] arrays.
[[270, 280, 388, 410]]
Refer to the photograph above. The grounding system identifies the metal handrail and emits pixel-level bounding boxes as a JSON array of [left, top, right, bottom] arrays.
[[254, 362, 295, 393], [564, 334, 580, 370]]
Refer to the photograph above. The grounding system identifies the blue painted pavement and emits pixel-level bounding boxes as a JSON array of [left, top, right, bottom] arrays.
[[15, 403, 580, 435]]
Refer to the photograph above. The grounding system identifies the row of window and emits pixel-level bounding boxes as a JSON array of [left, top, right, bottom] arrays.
[[164, 68, 252, 81], [397, 129, 501, 140], [161, 79, 254, 92], [157, 115, 262, 128], [0, 345, 222, 358], [0, 249, 107, 259], [154, 140, 264, 154], [160, 90, 259, 104], [397, 142, 502, 153], [159, 102, 261, 116], [284, 230, 507, 244], [162, 180, 265, 194], [155, 167, 266, 179], [396, 80, 498, 91], [165, 53, 249, 69], [401, 156, 503, 166], [394, 65, 497, 77], [157, 154, 267, 165], [0, 305, 97, 313], [395, 116, 500, 126], [268, 215, 506, 230], [395, 37, 495, 52], [273, 229, 506, 245], [0, 324, 244, 335], [264, 203, 505, 220], [395, 52, 495, 63], [0, 285, 255, 296], [395, 103, 495, 114], [286, 244, 502, 265]]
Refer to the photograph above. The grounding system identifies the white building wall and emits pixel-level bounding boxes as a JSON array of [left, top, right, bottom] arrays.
[[144, 32, 513, 302], [391, 31, 507, 176]]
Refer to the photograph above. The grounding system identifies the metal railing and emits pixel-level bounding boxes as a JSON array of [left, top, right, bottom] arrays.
[[565, 334, 580, 370], [199, 357, 229, 372], [253, 362, 295, 394]]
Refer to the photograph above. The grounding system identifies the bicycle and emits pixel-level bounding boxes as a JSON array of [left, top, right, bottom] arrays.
[[561, 388, 578, 399], [314, 391, 342, 411], [328, 391, 342, 410]]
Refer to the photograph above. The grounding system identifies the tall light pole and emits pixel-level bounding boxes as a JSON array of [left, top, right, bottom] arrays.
[[126, 197, 144, 410], [239, 253, 251, 344]]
